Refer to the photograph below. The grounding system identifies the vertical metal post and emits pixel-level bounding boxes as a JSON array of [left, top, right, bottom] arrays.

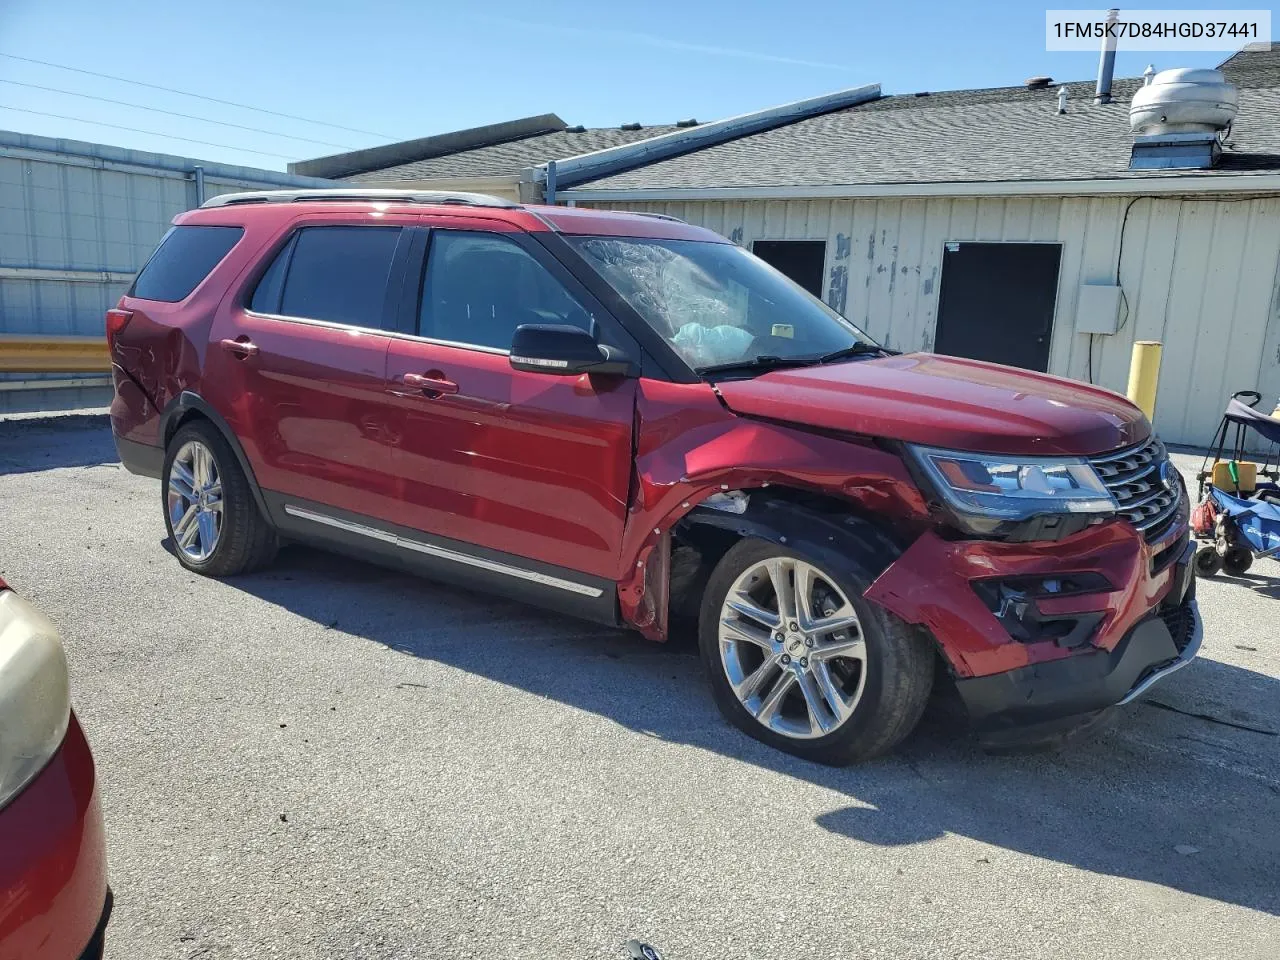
[[1094, 8, 1120, 104], [1126, 340, 1163, 421], [192, 165, 206, 206], [545, 159, 557, 206]]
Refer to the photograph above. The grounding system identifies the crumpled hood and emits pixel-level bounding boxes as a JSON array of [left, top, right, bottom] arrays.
[[714, 353, 1150, 456]]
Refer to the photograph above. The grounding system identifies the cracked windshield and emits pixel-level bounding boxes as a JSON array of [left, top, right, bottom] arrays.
[[570, 236, 876, 370]]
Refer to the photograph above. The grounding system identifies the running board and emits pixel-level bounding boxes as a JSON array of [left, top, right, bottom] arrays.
[[282, 504, 605, 598]]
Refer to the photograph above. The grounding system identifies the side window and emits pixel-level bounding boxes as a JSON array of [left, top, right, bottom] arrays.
[[131, 225, 244, 302], [419, 231, 593, 351], [253, 226, 401, 327], [249, 235, 293, 314]]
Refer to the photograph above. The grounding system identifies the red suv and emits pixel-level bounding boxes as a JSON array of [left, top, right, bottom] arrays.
[[108, 189, 1198, 764]]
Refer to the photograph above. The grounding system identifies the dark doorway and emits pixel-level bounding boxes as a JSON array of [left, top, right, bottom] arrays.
[[752, 240, 827, 298], [933, 242, 1061, 372]]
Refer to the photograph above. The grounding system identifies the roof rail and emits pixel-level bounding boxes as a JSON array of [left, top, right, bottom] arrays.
[[200, 188, 520, 209], [630, 211, 686, 223]]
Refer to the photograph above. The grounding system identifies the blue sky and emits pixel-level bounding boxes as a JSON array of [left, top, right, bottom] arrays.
[[0, 0, 1234, 172]]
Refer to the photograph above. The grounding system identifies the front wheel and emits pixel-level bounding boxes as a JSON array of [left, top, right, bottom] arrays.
[[698, 537, 934, 765]]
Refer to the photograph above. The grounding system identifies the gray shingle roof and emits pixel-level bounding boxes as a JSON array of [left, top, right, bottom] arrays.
[[568, 48, 1280, 192], [343, 125, 679, 182]]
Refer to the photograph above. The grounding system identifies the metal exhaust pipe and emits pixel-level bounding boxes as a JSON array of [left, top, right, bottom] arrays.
[[1095, 8, 1120, 103]]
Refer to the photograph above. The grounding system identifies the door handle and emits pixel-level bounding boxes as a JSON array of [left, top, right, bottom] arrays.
[[401, 372, 458, 396], [220, 338, 259, 357]]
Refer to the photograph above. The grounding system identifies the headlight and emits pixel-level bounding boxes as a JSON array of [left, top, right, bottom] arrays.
[[907, 445, 1116, 534], [0, 589, 71, 811]]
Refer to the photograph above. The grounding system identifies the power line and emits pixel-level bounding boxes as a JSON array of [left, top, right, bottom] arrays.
[[0, 52, 395, 141], [0, 78, 360, 150], [0, 104, 300, 161]]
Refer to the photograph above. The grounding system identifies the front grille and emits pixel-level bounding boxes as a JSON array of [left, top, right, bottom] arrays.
[[1089, 436, 1181, 542]]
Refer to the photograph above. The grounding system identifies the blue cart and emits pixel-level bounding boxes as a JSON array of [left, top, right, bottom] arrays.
[[1193, 391, 1280, 577]]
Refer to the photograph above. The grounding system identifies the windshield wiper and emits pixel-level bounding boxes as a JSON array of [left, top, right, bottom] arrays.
[[818, 342, 895, 363], [696, 354, 821, 377]]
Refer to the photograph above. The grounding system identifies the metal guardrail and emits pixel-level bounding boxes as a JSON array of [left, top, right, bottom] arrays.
[[0, 336, 110, 374]]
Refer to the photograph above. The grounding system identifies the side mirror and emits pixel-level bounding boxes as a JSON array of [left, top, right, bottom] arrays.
[[509, 324, 638, 377]]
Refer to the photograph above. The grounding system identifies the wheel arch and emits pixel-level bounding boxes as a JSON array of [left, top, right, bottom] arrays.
[[660, 485, 911, 637], [159, 391, 271, 520]]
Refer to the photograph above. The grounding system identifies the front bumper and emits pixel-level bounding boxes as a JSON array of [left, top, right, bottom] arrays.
[[867, 512, 1199, 741], [955, 592, 1200, 742], [0, 713, 109, 960]]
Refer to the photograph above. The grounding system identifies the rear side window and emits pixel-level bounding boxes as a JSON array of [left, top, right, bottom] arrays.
[[131, 225, 244, 302], [250, 226, 401, 327]]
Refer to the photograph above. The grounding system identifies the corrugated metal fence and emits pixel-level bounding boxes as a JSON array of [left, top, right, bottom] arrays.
[[0, 130, 334, 413], [589, 195, 1280, 448]]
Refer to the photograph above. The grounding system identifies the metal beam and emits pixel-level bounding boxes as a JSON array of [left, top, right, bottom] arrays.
[[0, 375, 112, 392], [0, 336, 110, 373], [539, 84, 881, 191], [0, 267, 135, 284], [560, 173, 1280, 203]]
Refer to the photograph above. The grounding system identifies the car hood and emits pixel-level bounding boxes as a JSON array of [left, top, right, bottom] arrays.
[[714, 353, 1150, 456]]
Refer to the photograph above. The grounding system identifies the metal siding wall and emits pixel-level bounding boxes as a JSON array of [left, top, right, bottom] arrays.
[[0, 149, 315, 412], [587, 195, 1280, 446]]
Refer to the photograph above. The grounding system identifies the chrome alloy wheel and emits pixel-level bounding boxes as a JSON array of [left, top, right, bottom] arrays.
[[718, 557, 868, 739], [166, 440, 223, 562]]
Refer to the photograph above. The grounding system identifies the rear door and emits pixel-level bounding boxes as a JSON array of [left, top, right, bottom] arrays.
[[206, 218, 414, 521], [383, 224, 638, 581]]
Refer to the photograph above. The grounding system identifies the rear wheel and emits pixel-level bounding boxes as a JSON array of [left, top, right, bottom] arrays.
[[1222, 545, 1254, 576], [698, 536, 933, 765], [1193, 545, 1223, 578], [162, 420, 276, 576]]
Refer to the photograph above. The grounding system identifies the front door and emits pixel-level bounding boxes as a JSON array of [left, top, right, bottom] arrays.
[[384, 227, 638, 580], [932, 241, 1061, 372]]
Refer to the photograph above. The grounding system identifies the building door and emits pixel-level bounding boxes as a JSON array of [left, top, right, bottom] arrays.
[[752, 240, 827, 297], [933, 242, 1061, 372]]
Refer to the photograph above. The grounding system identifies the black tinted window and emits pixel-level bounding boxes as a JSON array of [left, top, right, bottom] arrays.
[[278, 226, 401, 326], [420, 231, 592, 350], [131, 225, 244, 302]]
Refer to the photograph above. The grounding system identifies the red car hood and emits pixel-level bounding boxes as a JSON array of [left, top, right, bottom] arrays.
[[714, 353, 1149, 456]]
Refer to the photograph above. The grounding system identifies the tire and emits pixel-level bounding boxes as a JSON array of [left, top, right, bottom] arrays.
[[1193, 545, 1223, 578], [162, 419, 277, 576], [1222, 545, 1254, 576], [698, 535, 934, 765]]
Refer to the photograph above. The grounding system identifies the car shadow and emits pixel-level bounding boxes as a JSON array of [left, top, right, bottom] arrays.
[[1211, 569, 1280, 599], [0, 418, 118, 474], [227, 543, 1280, 917]]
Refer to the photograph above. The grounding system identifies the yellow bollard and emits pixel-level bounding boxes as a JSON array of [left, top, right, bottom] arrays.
[[1126, 340, 1163, 421]]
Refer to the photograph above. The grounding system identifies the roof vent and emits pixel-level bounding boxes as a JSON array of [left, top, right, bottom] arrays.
[[620, 122, 642, 131], [675, 117, 699, 127], [566, 124, 586, 133], [1025, 76, 1053, 90], [1129, 67, 1238, 169]]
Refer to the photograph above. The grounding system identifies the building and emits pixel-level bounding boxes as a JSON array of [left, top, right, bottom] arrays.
[[556, 45, 1280, 448], [0, 131, 334, 412]]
